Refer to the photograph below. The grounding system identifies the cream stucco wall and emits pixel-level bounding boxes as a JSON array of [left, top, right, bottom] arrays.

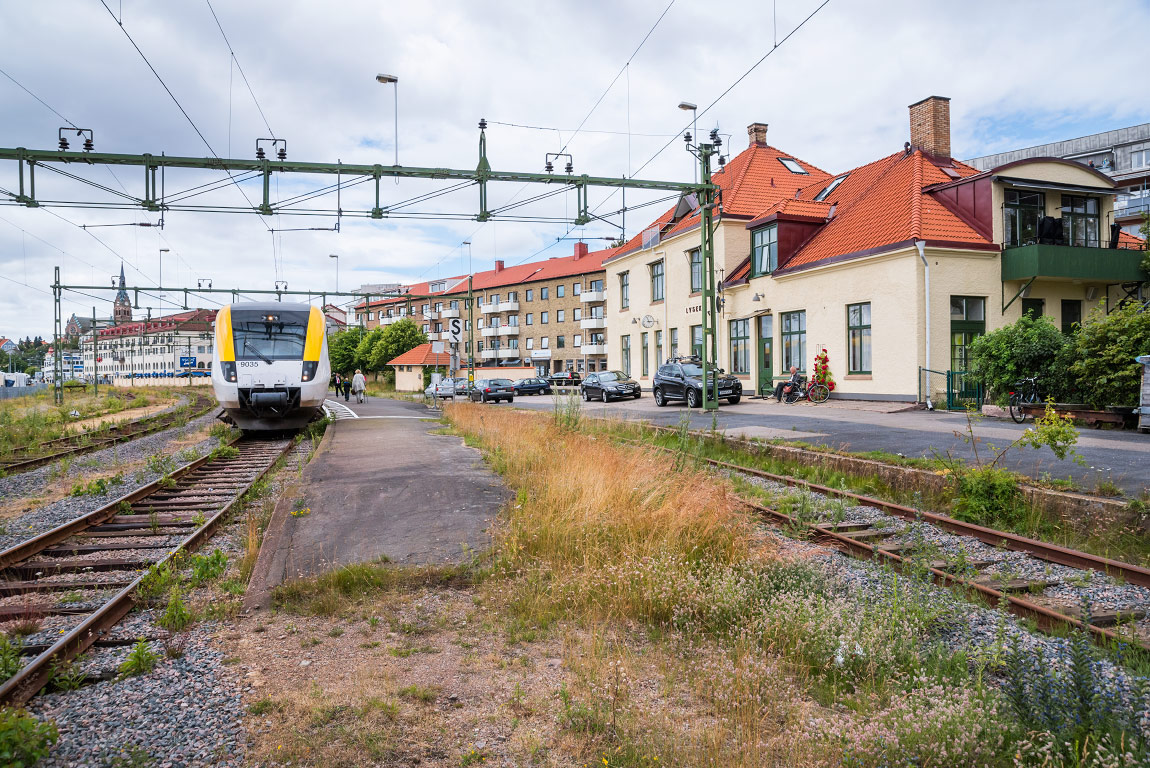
[[394, 366, 425, 392]]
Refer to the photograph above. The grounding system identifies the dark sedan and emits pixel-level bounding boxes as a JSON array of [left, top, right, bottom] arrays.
[[468, 378, 515, 403], [513, 377, 553, 396], [546, 371, 582, 387], [581, 370, 641, 402]]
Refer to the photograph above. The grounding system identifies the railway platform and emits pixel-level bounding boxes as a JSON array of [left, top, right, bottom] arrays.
[[245, 395, 506, 606]]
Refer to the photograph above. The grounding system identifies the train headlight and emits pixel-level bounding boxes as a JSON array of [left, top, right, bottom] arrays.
[[301, 361, 318, 382], [221, 361, 237, 382]]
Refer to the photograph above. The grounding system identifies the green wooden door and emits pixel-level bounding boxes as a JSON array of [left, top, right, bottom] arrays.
[[757, 315, 773, 397]]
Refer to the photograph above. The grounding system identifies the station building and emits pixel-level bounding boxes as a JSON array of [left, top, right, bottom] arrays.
[[79, 309, 218, 382], [606, 97, 1146, 403]]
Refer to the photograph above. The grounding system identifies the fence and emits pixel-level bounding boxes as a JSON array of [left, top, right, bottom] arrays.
[[0, 383, 49, 400], [918, 368, 983, 411]]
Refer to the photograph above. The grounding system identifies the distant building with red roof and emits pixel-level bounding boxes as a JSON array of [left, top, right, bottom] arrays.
[[79, 308, 218, 382], [604, 100, 1147, 405]]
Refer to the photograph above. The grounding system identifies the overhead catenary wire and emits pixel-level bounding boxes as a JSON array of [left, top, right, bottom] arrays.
[[97, 0, 278, 277]]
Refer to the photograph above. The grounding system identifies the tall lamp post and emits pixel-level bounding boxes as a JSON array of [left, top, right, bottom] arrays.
[[375, 74, 399, 168], [678, 102, 698, 183], [328, 253, 339, 293], [158, 248, 169, 318]]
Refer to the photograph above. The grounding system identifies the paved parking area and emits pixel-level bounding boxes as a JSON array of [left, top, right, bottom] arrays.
[[505, 392, 1150, 496]]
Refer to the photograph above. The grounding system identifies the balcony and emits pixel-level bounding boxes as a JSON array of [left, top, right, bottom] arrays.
[[480, 303, 498, 314], [480, 349, 499, 360], [581, 343, 608, 355], [580, 317, 607, 330], [1001, 243, 1146, 283], [496, 348, 520, 359], [497, 325, 520, 336], [497, 300, 520, 312], [439, 308, 461, 319], [580, 290, 607, 303], [1115, 202, 1150, 221], [380, 316, 400, 325], [480, 326, 506, 338]]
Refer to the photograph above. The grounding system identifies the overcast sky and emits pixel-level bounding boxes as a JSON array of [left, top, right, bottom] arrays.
[[2, 0, 1148, 339]]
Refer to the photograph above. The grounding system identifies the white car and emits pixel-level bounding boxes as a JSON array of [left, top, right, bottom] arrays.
[[426, 379, 456, 399]]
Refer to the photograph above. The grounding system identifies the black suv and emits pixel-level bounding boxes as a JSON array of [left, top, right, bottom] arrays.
[[581, 370, 641, 402], [652, 357, 742, 407]]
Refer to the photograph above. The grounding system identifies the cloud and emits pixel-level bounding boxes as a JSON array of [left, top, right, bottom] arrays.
[[1, 0, 1147, 336]]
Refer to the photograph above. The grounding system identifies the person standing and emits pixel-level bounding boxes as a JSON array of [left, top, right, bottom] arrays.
[[352, 369, 367, 404], [333, 373, 342, 395]]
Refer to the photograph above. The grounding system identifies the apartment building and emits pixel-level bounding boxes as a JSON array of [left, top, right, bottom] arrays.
[[79, 308, 218, 380], [608, 98, 1145, 404], [359, 242, 615, 377]]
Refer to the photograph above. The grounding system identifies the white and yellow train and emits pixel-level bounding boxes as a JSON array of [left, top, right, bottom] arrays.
[[211, 302, 330, 431]]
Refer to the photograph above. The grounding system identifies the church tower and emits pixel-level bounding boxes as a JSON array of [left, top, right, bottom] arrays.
[[113, 263, 132, 325]]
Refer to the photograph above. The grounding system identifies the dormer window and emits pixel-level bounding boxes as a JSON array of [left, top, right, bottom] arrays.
[[814, 174, 848, 202], [751, 225, 778, 277], [778, 158, 807, 175]]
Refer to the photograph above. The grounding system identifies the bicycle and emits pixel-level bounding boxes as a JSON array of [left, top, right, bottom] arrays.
[[783, 376, 830, 405], [1008, 377, 1041, 423]]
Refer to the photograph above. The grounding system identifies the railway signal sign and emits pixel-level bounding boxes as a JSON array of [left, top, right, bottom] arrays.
[[444, 318, 463, 344], [180, 356, 196, 368]]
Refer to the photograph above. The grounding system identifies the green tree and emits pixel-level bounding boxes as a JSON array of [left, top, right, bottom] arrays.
[[1141, 211, 1150, 277], [368, 318, 427, 370], [328, 327, 364, 375], [354, 326, 384, 371], [1068, 301, 1150, 408], [969, 313, 1073, 404]]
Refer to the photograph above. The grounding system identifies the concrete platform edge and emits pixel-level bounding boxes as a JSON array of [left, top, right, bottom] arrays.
[[243, 423, 338, 610]]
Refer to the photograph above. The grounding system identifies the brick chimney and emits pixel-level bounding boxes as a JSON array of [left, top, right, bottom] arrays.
[[747, 123, 769, 147], [908, 96, 951, 158], [573, 241, 588, 260], [494, 260, 504, 273]]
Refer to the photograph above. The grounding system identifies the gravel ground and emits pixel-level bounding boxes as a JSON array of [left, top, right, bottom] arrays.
[[734, 470, 1150, 730], [21, 434, 318, 768], [0, 409, 222, 550]]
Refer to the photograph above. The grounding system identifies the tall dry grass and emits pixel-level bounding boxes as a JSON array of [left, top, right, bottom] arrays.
[[448, 402, 754, 575]]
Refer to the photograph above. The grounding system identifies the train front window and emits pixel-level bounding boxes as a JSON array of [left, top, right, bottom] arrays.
[[231, 310, 309, 361]]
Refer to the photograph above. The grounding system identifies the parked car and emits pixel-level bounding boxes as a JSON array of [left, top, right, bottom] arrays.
[[652, 356, 742, 407], [431, 378, 456, 398], [581, 371, 641, 402], [513, 377, 553, 396], [453, 377, 474, 396], [546, 371, 582, 387], [469, 378, 515, 403]]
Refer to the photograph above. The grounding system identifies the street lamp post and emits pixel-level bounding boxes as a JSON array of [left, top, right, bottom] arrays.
[[463, 240, 474, 386], [678, 102, 698, 183], [159, 248, 169, 318], [375, 74, 399, 168], [328, 253, 339, 293]]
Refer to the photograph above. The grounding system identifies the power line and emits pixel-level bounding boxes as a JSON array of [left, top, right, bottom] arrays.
[[487, 120, 678, 139], [203, 0, 276, 138], [0, 66, 78, 128], [98, 0, 278, 277]]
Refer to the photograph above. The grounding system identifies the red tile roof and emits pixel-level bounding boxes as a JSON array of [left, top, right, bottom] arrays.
[[774, 150, 987, 273], [97, 309, 217, 337], [609, 142, 832, 260], [387, 343, 452, 367], [1119, 230, 1146, 249], [747, 198, 834, 226], [360, 244, 617, 309]]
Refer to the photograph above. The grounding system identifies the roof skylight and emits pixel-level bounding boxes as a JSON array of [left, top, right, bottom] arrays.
[[778, 158, 808, 174], [814, 174, 848, 201]]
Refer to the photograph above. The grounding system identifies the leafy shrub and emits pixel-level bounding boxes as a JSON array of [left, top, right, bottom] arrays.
[[952, 466, 1022, 528], [0, 635, 23, 680], [969, 313, 1072, 404], [1068, 301, 1150, 408], [189, 549, 227, 586], [209, 443, 239, 460], [118, 639, 160, 678], [158, 590, 191, 632], [137, 562, 180, 601], [0, 707, 58, 767]]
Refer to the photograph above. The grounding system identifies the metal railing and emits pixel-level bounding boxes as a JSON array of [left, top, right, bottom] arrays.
[[0, 383, 49, 400]]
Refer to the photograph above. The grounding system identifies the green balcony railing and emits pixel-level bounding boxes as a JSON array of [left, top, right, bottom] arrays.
[[1001, 243, 1146, 283]]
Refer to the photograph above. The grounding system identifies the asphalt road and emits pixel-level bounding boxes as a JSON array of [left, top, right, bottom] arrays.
[[501, 392, 1150, 497]]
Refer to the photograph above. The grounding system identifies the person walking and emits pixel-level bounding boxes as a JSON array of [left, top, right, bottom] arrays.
[[333, 373, 342, 396], [342, 374, 352, 402], [352, 369, 367, 404]]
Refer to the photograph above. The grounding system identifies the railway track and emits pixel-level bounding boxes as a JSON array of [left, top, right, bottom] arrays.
[[0, 437, 291, 706], [620, 434, 1150, 652], [0, 390, 218, 475]]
